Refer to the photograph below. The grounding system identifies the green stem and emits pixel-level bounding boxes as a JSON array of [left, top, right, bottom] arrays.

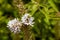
[[13, 33, 20, 40], [54, 20, 60, 40], [48, 0, 59, 12]]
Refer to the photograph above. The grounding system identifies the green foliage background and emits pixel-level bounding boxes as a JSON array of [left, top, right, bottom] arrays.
[[0, 0, 60, 40]]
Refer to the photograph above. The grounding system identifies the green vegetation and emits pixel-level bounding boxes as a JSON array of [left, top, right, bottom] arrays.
[[0, 0, 60, 40]]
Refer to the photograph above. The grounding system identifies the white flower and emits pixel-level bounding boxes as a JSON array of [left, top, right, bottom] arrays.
[[7, 18, 22, 33], [21, 13, 34, 26]]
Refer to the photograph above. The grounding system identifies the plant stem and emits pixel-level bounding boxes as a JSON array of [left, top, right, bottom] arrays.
[[21, 25, 35, 40], [13, 33, 20, 40], [13, 0, 25, 15]]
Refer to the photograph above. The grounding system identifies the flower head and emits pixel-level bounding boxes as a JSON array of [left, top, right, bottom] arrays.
[[7, 18, 22, 33], [21, 13, 34, 26]]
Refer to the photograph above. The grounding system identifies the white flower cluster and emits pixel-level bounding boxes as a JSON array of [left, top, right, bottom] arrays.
[[21, 13, 34, 26], [7, 18, 22, 33], [7, 13, 34, 33]]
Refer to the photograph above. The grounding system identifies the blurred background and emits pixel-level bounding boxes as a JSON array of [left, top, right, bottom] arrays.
[[0, 0, 60, 40]]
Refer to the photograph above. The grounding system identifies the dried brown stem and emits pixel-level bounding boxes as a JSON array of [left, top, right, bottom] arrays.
[[21, 25, 35, 40], [13, 0, 25, 14]]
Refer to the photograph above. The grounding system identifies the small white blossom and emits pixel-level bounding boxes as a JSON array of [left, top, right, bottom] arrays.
[[7, 18, 22, 33], [21, 13, 34, 26]]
